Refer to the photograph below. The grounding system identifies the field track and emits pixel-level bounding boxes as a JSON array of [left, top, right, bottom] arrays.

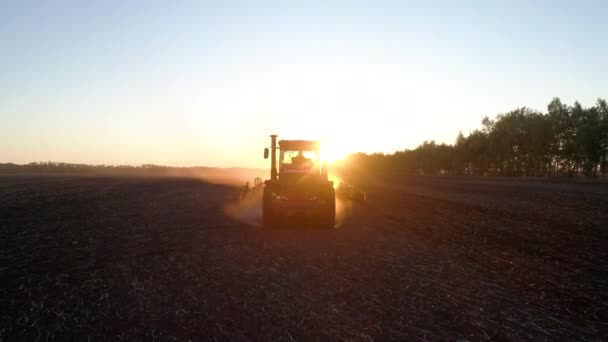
[[1, 175, 607, 341]]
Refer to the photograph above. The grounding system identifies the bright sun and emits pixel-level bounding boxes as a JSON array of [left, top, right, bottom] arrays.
[[321, 140, 350, 164]]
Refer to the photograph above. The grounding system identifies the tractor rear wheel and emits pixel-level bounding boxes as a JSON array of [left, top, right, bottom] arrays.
[[319, 187, 336, 228]]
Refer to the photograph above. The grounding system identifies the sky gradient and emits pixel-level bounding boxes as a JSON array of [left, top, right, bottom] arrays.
[[1, 0, 607, 167]]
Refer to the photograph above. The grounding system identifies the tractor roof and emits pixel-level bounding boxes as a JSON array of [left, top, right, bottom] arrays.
[[278, 140, 320, 151]]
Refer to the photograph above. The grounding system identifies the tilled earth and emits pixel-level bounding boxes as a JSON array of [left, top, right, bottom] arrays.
[[1, 175, 607, 341]]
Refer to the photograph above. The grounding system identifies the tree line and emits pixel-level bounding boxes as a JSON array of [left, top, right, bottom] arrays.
[[340, 98, 608, 177], [0, 162, 262, 182], [0, 162, 176, 175]]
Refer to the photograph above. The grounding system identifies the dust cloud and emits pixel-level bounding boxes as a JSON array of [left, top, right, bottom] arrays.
[[224, 187, 265, 227]]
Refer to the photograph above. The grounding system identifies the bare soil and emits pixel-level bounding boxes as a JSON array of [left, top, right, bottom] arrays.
[[1, 175, 607, 341]]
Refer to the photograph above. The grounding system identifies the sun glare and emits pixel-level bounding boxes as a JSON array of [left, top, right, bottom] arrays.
[[321, 140, 350, 164]]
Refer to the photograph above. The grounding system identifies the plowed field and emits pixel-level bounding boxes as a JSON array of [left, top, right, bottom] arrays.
[[1, 175, 607, 341]]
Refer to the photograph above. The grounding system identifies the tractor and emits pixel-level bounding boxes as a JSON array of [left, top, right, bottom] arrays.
[[262, 135, 336, 228]]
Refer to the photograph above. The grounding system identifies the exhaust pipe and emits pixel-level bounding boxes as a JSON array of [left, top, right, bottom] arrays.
[[270, 134, 277, 181]]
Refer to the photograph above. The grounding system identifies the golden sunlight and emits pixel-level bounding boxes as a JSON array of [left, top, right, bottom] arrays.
[[321, 139, 351, 164]]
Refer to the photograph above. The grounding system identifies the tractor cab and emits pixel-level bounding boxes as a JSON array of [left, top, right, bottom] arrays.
[[264, 137, 329, 183], [277, 140, 326, 181]]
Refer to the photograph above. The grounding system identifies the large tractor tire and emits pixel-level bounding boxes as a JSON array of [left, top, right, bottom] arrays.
[[319, 186, 336, 228], [263, 187, 277, 228]]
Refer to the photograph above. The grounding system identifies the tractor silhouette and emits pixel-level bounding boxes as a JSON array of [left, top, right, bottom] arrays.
[[262, 135, 335, 228]]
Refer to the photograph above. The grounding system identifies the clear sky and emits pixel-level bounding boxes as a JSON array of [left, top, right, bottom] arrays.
[[1, 0, 607, 167]]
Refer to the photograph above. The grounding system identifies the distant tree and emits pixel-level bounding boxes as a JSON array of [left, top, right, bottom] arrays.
[[575, 106, 602, 176], [547, 97, 571, 175], [597, 98, 608, 178]]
